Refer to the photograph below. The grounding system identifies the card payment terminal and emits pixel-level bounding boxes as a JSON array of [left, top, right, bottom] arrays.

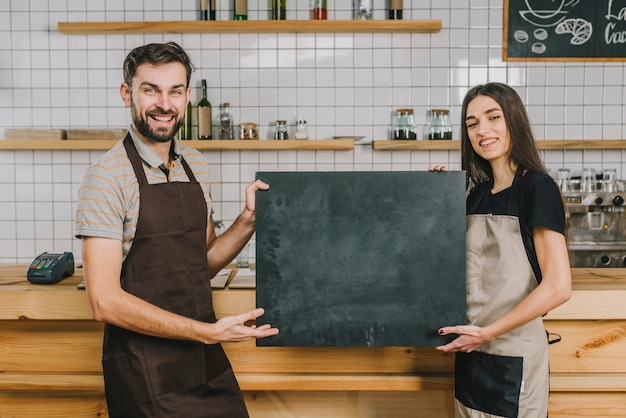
[[27, 252, 75, 284]]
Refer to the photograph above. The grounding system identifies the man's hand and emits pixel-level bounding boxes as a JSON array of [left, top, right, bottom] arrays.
[[203, 308, 279, 344]]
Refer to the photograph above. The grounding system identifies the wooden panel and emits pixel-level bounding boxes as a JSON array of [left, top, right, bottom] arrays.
[[244, 391, 455, 418], [549, 393, 626, 417], [57, 20, 442, 34], [0, 392, 108, 417], [0, 321, 103, 373], [224, 343, 454, 374], [546, 320, 626, 373]]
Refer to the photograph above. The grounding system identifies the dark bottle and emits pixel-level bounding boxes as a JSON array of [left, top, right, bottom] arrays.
[[313, 0, 327, 20], [180, 100, 193, 140], [210, 0, 216, 20], [234, 0, 248, 20], [388, 0, 403, 20], [200, 0, 208, 20], [197, 80, 213, 140], [271, 0, 286, 20]]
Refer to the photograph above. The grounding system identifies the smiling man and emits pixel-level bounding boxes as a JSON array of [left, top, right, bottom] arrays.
[[74, 42, 278, 418]]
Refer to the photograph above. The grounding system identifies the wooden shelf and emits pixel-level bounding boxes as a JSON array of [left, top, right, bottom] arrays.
[[3, 139, 626, 151], [0, 139, 354, 151], [57, 20, 442, 35], [373, 139, 626, 150]]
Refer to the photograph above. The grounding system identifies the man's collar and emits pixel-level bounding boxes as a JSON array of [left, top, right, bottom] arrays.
[[127, 126, 181, 167]]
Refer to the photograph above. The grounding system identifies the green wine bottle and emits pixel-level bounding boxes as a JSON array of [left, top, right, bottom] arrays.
[[197, 80, 213, 140]]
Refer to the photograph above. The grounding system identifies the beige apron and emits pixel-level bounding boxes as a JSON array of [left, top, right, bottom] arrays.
[[454, 181, 549, 417]]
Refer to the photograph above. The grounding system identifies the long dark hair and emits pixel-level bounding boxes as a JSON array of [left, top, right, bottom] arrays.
[[460, 82, 548, 191], [123, 42, 194, 88]]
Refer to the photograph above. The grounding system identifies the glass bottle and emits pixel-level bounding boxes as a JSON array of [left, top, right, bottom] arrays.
[[233, 0, 247, 20], [271, 0, 286, 20], [392, 108, 417, 140], [210, 0, 216, 20], [426, 109, 453, 140], [200, 0, 209, 20], [274, 120, 289, 140], [197, 80, 212, 140], [180, 100, 193, 140], [218, 103, 234, 139], [313, 0, 327, 20], [388, 0, 403, 20], [354, 0, 372, 20], [295, 117, 309, 139]]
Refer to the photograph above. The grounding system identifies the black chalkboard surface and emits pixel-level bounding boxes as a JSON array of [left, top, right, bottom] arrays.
[[255, 171, 467, 347], [504, 0, 626, 61]]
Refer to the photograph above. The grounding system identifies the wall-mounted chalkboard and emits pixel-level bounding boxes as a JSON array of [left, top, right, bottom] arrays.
[[504, 0, 626, 61], [255, 171, 467, 347]]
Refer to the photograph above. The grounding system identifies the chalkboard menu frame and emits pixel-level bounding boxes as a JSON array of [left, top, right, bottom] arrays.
[[254, 171, 467, 348], [503, 0, 626, 61]]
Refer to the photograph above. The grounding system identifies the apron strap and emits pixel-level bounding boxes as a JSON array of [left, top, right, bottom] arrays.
[[123, 134, 149, 186], [123, 133, 198, 184]]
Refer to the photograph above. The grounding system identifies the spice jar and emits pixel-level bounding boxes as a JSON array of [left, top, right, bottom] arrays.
[[392, 108, 418, 140], [218, 103, 233, 139], [424, 109, 453, 140], [295, 117, 309, 139], [274, 120, 289, 140], [239, 122, 258, 140]]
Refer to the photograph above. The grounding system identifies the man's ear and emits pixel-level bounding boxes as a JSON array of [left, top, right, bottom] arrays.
[[120, 82, 132, 108]]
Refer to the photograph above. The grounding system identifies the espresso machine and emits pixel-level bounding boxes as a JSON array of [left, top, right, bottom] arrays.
[[559, 168, 626, 268]]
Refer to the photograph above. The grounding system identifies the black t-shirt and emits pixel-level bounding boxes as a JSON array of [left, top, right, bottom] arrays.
[[466, 170, 566, 283]]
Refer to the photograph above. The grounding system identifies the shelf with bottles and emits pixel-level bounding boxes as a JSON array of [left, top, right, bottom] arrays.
[[0, 139, 355, 151], [57, 20, 441, 35], [372, 139, 626, 150]]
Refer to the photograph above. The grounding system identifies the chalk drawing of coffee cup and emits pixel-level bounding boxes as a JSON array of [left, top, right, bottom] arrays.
[[525, 0, 565, 19]]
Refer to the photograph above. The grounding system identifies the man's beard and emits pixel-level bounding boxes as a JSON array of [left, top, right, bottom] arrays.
[[131, 103, 181, 143]]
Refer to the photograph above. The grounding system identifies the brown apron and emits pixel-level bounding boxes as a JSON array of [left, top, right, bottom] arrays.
[[454, 171, 549, 418], [102, 134, 248, 418]]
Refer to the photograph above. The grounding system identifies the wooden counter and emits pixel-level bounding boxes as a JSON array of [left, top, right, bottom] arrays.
[[1, 265, 625, 417]]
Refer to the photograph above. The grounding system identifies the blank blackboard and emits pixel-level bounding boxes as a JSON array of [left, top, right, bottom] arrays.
[[255, 171, 467, 347], [504, 0, 626, 61]]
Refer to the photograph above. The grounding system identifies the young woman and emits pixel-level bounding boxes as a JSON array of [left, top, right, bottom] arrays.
[[431, 82, 572, 418]]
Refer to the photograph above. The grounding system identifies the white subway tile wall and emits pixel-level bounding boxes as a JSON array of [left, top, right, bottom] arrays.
[[1, 0, 625, 262]]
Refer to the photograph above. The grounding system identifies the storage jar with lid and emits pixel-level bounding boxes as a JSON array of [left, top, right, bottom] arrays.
[[239, 122, 258, 140], [424, 109, 453, 140], [274, 120, 289, 140], [218, 103, 233, 139], [392, 108, 418, 140]]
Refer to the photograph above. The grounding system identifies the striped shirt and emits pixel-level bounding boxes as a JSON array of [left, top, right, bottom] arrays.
[[75, 127, 213, 260]]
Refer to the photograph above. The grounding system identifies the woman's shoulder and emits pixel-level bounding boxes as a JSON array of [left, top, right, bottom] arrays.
[[520, 170, 559, 193]]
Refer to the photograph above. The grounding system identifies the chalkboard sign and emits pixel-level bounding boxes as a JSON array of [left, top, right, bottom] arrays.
[[504, 0, 626, 61], [255, 171, 467, 347]]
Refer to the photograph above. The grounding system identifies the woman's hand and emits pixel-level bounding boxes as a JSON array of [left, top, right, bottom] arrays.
[[435, 324, 492, 353], [428, 165, 447, 172]]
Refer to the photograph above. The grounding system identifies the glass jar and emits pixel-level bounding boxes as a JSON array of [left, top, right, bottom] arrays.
[[354, 0, 372, 20], [425, 109, 453, 140], [581, 168, 597, 192], [295, 118, 309, 139], [313, 0, 327, 19], [274, 120, 289, 140], [218, 103, 233, 139], [556, 168, 570, 193], [392, 108, 417, 140], [239, 122, 258, 140], [603, 168, 617, 192]]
